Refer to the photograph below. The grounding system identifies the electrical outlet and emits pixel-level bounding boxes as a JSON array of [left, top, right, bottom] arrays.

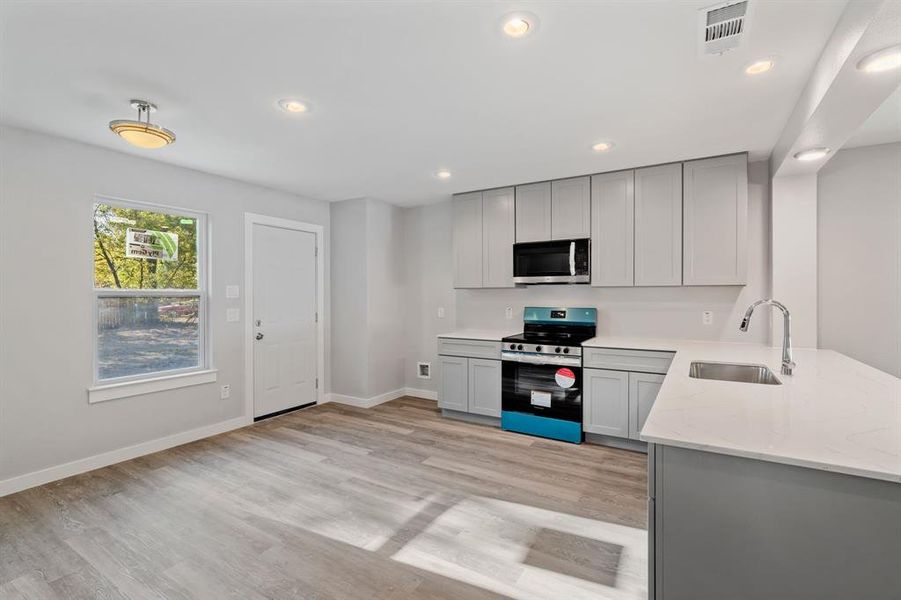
[[505, 307, 514, 320], [220, 384, 231, 399], [702, 311, 714, 325], [437, 306, 445, 318]]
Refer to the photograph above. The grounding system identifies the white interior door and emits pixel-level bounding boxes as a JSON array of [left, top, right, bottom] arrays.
[[252, 223, 318, 418]]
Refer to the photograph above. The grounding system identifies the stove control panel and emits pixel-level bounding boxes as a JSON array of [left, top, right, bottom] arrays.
[[505, 343, 582, 357]]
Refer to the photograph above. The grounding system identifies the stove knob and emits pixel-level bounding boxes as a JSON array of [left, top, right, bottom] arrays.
[[510, 343, 516, 350], [517, 344, 523, 351], [555, 347, 561, 353], [535, 346, 542, 352], [563, 347, 570, 354]]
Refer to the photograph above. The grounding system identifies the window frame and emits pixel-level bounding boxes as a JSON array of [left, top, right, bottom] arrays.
[[91, 195, 211, 388]]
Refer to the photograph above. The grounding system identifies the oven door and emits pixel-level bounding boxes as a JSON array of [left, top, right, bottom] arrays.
[[512, 239, 590, 284], [501, 354, 582, 422]]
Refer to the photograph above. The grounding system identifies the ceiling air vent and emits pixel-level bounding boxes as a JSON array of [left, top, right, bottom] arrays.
[[701, 1, 748, 55]]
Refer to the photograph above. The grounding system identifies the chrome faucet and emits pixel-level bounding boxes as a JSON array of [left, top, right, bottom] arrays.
[[739, 299, 795, 376]]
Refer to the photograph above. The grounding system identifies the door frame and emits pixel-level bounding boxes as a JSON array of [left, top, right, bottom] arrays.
[[244, 213, 325, 421]]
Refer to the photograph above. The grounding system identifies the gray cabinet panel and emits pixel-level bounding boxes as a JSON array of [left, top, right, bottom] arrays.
[[515, 181, 552, 242], [468, 358, 501, 417], [583, 368, 629, 437], [551, 176, 591, 240], [482, 187, 515, 288], [683, 154, 748, 285], [583, 347, 674, 374], [591, 170, 635, 287], [629, 372, 664, 440], [437, 338, 502, 360], [634, 163, 682, 286], [452, 192, 483, 288], [438, 356, 468, 412]]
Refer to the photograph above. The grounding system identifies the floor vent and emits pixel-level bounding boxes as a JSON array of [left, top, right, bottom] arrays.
[[701, 1, 748, 55]]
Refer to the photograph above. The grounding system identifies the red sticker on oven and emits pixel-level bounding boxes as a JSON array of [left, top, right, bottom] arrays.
[[555, 367, 576, 389]]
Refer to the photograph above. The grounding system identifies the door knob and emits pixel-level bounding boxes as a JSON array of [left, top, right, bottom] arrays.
[[255, 333, 264, 340]]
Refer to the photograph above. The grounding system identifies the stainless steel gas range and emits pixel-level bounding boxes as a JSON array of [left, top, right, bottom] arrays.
[[500, 307, 597, 443]]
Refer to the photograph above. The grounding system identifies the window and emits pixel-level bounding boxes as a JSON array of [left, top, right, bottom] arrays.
[[93, 199, 207, 384]]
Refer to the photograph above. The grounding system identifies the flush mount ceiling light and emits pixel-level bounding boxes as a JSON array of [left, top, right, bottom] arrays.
[[592, 141, 614, 152], [857, 44, 901, 73], [745, 59, 775, 75], [501, 11, 538, 38], [278, 98, 310, 113], [793, 147, 831, 161], [109, 100, 175, 149], [435, 169, 452, 180]]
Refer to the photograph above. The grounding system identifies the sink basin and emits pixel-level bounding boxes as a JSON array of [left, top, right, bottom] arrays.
[[689, 361, 782, 385]]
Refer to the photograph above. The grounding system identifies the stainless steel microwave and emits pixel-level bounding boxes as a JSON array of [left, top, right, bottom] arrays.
[[513, 238, 590, 284]]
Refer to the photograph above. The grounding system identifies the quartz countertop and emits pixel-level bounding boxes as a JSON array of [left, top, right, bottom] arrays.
[[437, 329, 518, 342], [583, 335, 901, 483]]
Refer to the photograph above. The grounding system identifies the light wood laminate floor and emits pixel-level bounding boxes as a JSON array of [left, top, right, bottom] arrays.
[[0, 397, 648, 599]]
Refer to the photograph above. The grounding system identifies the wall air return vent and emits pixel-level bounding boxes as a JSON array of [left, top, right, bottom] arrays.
[[701, 1, 748, 55]]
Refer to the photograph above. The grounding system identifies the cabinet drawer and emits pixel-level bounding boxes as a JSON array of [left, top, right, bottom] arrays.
[[438, 338, 502, 360], [583, 347, 674, 374]]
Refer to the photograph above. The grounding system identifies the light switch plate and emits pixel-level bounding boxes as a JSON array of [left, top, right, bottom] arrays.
[[225, 285, 240, 299], [505, 307, 514, 320], [702, 311, 714, 325], [220, 384, 231, 399], [437, 306, 445, 318], [226, 308, 240, 322]]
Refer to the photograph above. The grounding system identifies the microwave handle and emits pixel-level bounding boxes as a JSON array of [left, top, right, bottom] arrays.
[[569, 241, 576, 276]]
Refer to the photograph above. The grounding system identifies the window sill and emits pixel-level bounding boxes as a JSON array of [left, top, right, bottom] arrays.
[[88, 369, 218, 404]]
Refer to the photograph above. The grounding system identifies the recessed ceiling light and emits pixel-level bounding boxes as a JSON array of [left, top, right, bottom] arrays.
[[857, 44, 901, 73], [278, 98, 310, 113], [793, 147, 831, 162], [500, 12, 538, 38], [745, 59, 775, 75], [592, 141, 614, 152], [108, 99, 175, 149], [435, 169, 452, 180]]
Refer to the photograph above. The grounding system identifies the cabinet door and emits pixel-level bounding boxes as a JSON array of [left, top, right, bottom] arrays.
[[551, 176, 591, 240], [482, 187, 515, 288], [591, 170, 635, 287], [515, 182, 552, 242], [683, 154, 748, 285], [468, 358, 501, 417], [629, 372, 665, 440], [634, 164, 682, 286], [438, 356, 468, 412], [583, 368, 630, 437], [452, 192, 483, 288]]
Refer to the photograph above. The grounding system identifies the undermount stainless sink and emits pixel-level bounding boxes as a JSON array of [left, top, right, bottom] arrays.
[[689, 361, 782, 385]]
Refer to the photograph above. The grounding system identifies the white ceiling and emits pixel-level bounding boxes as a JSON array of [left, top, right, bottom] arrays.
[[1, 1, 848, 206], [843, 84, 901, 149]]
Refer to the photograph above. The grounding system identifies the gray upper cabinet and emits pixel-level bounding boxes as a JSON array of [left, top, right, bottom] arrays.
[[515, 182, 551, 242], [583, 368, 630, 437], [683, 154, 748, 285], [468, 358, 502, 417], [481, 187, 515, 288], [551, 176, 591, 240], [629, 372, 665, 440], [634, 163, 683, 286], [452, 192, 483, 288], [591, 170, 635, 287]]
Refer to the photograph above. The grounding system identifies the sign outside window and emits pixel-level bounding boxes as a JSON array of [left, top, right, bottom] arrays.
[[125, 228, 178, 261]]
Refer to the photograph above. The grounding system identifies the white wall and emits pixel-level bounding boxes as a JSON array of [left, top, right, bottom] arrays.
[[403, 161, 773, 394], [329, 197, 405, 400], [818, 142, 901, 377], [0, 126, 331, 484]]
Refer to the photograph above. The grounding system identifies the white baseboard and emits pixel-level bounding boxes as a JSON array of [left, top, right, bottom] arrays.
[[404, 387, 437, 401], [0, 415, 250, 498], [327, 388, 406, 409]]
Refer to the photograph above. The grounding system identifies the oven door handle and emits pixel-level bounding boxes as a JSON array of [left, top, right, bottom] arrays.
[[502, 352, 581, 367]]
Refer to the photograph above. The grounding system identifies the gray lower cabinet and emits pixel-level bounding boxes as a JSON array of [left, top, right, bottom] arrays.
[[683, 154, 748, 285], [551, 176, 591, 240], [467, 358, 502, 417], [438, 356, 468, 412], [628, 372, 664, 440], [583, 366, 666, 441], [583, 368, 630, 437], [634, 163, 683, 286]]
